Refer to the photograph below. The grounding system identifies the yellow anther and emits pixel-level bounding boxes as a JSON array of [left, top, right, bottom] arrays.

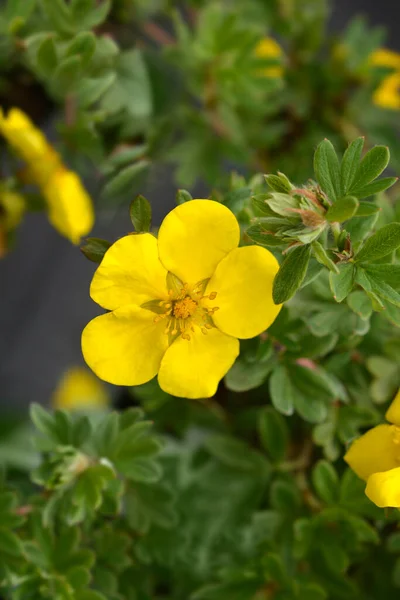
[[201, 327, 208, 335], [173, 296, 198, 319], [208, 292, 217, 300]]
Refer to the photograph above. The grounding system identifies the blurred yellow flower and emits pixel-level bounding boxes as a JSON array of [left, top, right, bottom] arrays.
[[345, 389, 400, 507], [0, 190, 26, 231], [369, 48, 400, 110], [82, 200, 281, 399], [255, 37, 283, 78], [0, 107, 94, 244], [52, 367, 109, 412]]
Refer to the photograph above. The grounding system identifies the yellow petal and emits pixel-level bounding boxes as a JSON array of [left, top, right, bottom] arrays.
[[43, 168, 94, 244], [373, 73, 400, 110], [206, 245, 281, 339], [369, 48, 400, 69], [0, 190, 26, 231], [385, 389, 400, 425], [255, 37, 283, 78], [0, 107, 56, 165], [365, 467, 400, 508], [90, 233, 168, 311], [82, 305, 168, 386], [157, 200, 240, 283], [158, 327, 239, 399], [344, 424, 399, 481], [52, 367, 109, 411]]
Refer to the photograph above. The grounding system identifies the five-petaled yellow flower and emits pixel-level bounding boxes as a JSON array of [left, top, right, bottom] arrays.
[[345, 389, 400, 508], [0, 107, 94, 244], [255, 37, 283, 78], [369, 48, 400, 110], [82, 200, 281, 399], [52, 367, 109, 412]]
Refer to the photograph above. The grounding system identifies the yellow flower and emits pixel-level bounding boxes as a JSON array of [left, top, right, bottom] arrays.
[[0, 190, 26, 231], [43, 168, 95, 245], [344, 389, 400, 508], [82, 200, 281, 399], [255, 37, 283, 78], [0, 107, 94, 244], [369, 48, 400, 110], [372, 72, 400, 110], [370, 48, 400, 70], [52, 367, 109, 412]]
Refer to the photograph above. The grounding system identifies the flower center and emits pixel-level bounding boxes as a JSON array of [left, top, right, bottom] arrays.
[[173, 296, 198, 319], [141, 274, 219, 343]]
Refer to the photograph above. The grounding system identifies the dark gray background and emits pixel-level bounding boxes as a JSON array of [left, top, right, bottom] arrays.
[[0, 1, 398, 410]]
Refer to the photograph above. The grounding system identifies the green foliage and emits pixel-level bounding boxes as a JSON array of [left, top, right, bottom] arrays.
[[3, 0, 400, 597]]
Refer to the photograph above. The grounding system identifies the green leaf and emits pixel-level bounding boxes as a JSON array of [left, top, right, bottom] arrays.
[[101, 161, 150, 202], [70, 0, 111, 29], [206, 435, 265, 471], [36, 36, 58, 76], [53, 55, 82, 92], [64, 32, 96, 68], [269, 365, 294, 415], [361, 270, 400, 307], [341, 137, 364, 194], [0, 527, 23, 557], [5, 0, 36, 27], [355, 223, 400, 262], [325, 196, 359, 222], [258, 407, 288, 462], [115, 458, 162, 483], [30, 403, 55, 438], [350, 176, 397, 199], [80, 238, 111, 263], [77, 73, 116, 108], [290, 366, 331, 423], [176, 189, 192, 204], [349, 145, 390, 193], [329, 263, 354, 302], [312, 460, 339, 504], [273, 245, 311, 303], [265, 172, 292, 193], [101, 49, 152, 120], [363, 264, 400, 289], [312, 241, 339, 273], [125, 481, 177, 534], [314, 139, 342, 201], [347, 291, 373, 320], [225, 357, 274, 392], [40, 0, 74, 35], [246, 224, 284, 247], [355, 201, 381, 217], [270, 481, 301, 514], [265, 192, 299, 216], [129, 195, 152, 233]]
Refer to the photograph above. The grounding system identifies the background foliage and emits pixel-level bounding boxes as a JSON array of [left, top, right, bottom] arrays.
[[2, 0, 400, 598]]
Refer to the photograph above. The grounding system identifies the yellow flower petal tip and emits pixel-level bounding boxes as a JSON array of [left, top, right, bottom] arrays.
[[385, 389, 400, 426], [52, 367, 109, 412], [255, 37, 283, 78], [45, 168, 95, 245], [344, 405, 400, 508], [0, 106, 94, 243], [368, 48, 400, 110], [369, 48, 400, 69], [82, 200, 280, 399], [366, 467, 400, 508], [0, 190, 26, 231]]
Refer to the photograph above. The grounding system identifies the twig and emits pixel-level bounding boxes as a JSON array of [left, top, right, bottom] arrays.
[[142, 21, 175, 46]]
